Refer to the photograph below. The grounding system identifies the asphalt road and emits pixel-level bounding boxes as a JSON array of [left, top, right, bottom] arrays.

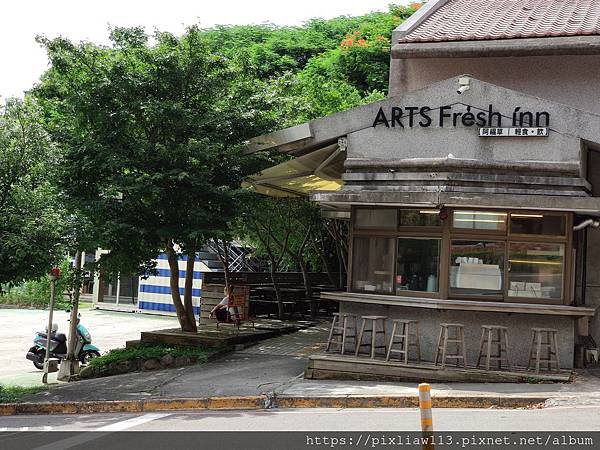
[[0, 308, 179, 385], [1, 407, 600, 431]]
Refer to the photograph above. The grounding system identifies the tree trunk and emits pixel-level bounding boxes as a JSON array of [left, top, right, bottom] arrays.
[[297, 258, 315, 319], [268, 256, 284, 320], [313, 239, 337, 288], [166, 244, 195, 332], [183, 246, 198, 332]]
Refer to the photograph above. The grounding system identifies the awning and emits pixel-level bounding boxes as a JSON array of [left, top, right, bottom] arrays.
[[243, 144, 344, 197]]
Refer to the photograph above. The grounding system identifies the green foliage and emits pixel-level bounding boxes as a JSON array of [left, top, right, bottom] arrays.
[[0, 257, 75, 309], [88, 344, 214, 368], [0, 98, 66, 286], [0, 385, 48, 403]]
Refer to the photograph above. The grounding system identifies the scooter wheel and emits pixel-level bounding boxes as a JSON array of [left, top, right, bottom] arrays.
[[79, 350, 101, 365], [33, 349, 45, 370]]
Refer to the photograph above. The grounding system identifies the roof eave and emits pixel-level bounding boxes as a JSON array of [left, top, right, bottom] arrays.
[[393, 35, 600, 59]]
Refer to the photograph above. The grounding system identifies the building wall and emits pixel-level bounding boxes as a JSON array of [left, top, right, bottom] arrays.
[[340, 302, 575, 368], [390, 55, 600, 115], [585, 150, 600, 345]]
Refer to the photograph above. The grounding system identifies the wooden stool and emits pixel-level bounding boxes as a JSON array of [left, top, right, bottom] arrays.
[[386, 319, 421, 363], [355, 315, 388, 358], [326, 313, 359, 355], [476, 325, 511, 371], [527, 328, 560, 373], [435, 323, 467, 368]]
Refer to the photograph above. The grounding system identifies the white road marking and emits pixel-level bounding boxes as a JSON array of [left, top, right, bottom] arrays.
[[30, 413, 171, 450], [43, 426, 52, 431], [95, 413, 171, 431], [0, 427, 6, 431], [19, 426, 29, 431]]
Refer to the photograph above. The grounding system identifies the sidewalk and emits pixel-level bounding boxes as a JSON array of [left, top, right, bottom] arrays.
[[9, 325, 600, 414]]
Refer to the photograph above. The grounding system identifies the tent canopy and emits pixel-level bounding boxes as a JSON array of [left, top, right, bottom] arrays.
[[242, 144, 344, 197]]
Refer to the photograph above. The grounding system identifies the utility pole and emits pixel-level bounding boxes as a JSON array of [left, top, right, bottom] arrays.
[[42, 267, 60, 384], [58, 251, 82, 381]]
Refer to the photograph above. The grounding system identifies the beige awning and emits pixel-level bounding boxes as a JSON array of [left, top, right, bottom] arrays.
[[243, 144, 344, 197]]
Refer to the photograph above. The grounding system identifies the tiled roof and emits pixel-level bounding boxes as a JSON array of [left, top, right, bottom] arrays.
[[400, 0, 600, 43]]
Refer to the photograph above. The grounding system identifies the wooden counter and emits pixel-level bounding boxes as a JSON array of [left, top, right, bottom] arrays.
[[321, 291, 596, 317]]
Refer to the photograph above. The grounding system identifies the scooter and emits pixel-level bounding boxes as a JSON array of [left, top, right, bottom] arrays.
[[26, 314, 101, 370]]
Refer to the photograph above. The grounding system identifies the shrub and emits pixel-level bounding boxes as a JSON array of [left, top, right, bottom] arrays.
[[0, 385, 48, 403], [88, 344, 214, 368]]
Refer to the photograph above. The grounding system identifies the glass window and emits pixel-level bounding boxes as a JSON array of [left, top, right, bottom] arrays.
[[508, 242, 564, 299], [510, 213, 565, 236], [450, 240, 504, 296], [399, 209, 441, 227], [352, 237, 395, 294], [354, 209, 397, 230], [453, 210, 507, 231], [396, 238, 441, 293]]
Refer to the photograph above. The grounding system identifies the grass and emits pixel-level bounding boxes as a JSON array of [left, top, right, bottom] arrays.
[[88, 343, 215, 368], [0, 385, 48, 403]]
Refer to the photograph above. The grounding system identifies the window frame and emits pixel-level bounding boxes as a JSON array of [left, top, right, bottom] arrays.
[[349, 206, 572, 305]]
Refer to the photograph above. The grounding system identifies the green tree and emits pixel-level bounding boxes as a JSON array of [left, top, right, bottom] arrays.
[[34, 26, 276, 331], [0, 98, 64, 288]]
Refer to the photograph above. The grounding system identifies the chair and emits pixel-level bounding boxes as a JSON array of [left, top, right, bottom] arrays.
[[476, 325, 511, 371], [386, 319, 421, 364], [527, 328, 560, 373], [435, 323, 467, 368], [325, 313, 359, 355], [355, 315, 388, 358]]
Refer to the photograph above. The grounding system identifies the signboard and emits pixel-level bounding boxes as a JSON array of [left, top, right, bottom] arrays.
[[372, 104, 550, 130], [479, 127, 549, 137], [230, 284, 250, 320]]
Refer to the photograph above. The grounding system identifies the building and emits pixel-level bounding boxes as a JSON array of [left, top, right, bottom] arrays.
[[247, 0, 600, 374]]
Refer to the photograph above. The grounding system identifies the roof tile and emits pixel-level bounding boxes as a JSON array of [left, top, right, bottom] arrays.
[[400, 0, 600, 42]]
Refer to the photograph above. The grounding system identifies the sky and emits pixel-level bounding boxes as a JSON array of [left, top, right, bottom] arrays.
[[1, 0, 400, 100]]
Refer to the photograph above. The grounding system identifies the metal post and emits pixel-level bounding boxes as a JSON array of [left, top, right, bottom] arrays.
[[418, 383, 435, 450], [58, 251, 82, 381], [42, 274, 57, 384]]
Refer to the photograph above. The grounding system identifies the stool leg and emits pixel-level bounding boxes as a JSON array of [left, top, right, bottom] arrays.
[[386, 322, 397, 361], [341, 316, 348, 355], [414, 323, 421, 363], [486, 329, 492, 371], [355, 319, 366, 357], [527, 330, 536, 370], [476, 328, 485, 368], [326, 315, 337, 352], [441, 328, 449, 369], [435, 327, 444, 366], [503, 329, 511, 371], [535, 331, 542, 373], [552, 332, 561, 372], [370, 320, 377, 359], [402, 322, 409, 364], [460, 327, 468, 368]]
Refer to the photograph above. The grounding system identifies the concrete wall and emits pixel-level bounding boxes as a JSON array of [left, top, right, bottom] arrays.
[[389, 55, 600, 115], [340, 302, 575, 369], [584, 150, 600, 345]]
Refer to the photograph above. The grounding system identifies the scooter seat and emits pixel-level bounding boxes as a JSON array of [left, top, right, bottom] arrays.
[[38, 332, 67, 342]]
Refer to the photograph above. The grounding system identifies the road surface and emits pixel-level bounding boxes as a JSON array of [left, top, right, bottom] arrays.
[[1, 407, 600, 431], [0, 308, 179, 385]]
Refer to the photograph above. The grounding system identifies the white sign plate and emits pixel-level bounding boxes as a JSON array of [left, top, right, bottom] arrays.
[[479, 127, 549, 137]]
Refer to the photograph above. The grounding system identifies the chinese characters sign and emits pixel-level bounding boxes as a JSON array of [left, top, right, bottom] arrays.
[[478, 127, 549, 137]]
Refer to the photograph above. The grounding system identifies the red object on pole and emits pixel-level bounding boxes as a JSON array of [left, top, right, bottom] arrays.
[[50, 267, 61, 279]]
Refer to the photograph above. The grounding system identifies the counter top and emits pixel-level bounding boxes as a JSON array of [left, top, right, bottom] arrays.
[[320, 291, 596, 317]]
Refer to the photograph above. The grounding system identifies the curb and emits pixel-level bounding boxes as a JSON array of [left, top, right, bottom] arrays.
[[0, 395, 548, 416]]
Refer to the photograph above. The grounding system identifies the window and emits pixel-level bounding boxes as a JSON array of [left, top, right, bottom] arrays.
[[450, 240, 504, 296], [350, 207, 570, 304], [399, 209, 441, 227], [354, 209, 397, 230], [510, 213, 565, 236], [508, 242, 564, 299], [352, 237, 395, 294], [453, 210, 507, 232], [396, 238, 441, 293]]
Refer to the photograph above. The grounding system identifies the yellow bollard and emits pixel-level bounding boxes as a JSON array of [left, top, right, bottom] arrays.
[[418, 383, 435, 450]]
